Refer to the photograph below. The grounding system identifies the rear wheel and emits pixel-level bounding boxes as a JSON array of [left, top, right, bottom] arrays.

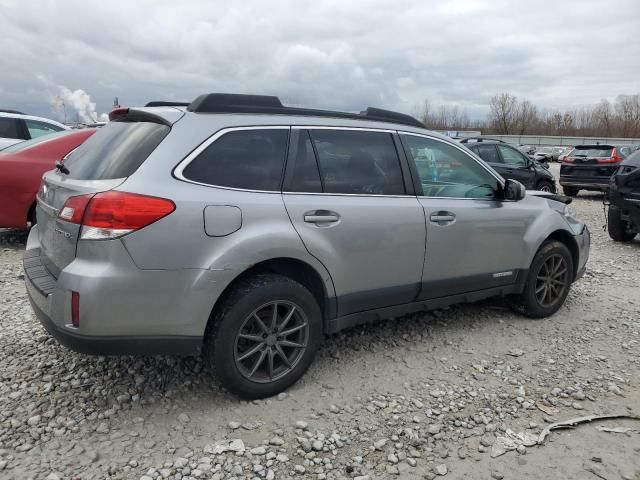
[[562, 186, 579, 197], [509, 240, 573, 318], [536, 180, 555, 193], [608, 205, 637, 242], [204, 274, 322, 399]]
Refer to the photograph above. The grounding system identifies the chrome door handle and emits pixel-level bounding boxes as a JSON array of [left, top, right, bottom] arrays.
[[304, 211, 340, 223], [429, 211, 456, 224]]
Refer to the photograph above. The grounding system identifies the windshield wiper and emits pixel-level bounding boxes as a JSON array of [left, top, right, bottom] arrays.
[[55, 162, 70, 175]]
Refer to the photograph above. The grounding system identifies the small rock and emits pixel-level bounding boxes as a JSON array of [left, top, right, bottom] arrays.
[[491, 471, 504, 480], [294, 464, 306, 474], [572, 402, 584, 410], [434, 464, 448, 476], [374, 439, 388, 450], [269, 436, 285, 446], [388, 453, 398, 464], [251, 446, 267, 455], [178, 413, 190, 423], [295, 420, 308, 430], [386, 465, 400, 475], [228, 421, 241, 430]]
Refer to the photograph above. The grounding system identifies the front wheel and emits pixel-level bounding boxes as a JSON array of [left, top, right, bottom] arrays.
[[608, 205, 637, 242], [536, 180, 555, 193], [509, 240, 573, 318], [204, 274, 322, 399], [562, 186, 579, 196]]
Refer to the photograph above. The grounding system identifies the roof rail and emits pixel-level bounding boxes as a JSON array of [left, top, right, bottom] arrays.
[[0, 109, 26, 115], [186, 93, 424, 129], [144, 101, 190, 107], [458, 137, 506, 144]]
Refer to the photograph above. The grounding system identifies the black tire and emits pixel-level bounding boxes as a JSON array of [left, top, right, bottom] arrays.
[[536, 180, 555, 193], [509, 240, 574, 318], [562, 186, 579, 197], [204, 273, 322, 399], [608, 206, 637, 242]]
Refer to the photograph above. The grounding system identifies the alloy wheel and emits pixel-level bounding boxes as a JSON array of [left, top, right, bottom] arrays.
[[535, 254, 569, 307], [234, 301, 309, 383]]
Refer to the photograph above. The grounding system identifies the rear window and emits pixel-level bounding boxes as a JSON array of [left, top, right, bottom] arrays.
[[570, 146, 613, 157], [63, 120, 169, 180]]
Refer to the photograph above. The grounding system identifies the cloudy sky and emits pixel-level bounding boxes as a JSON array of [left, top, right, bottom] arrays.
[[1, 0, 639, 122]]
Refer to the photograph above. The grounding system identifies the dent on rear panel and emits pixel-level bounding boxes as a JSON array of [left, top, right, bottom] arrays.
[[203, 205, 242, 237]]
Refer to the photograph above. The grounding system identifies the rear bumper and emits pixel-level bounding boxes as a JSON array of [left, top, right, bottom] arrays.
[[23, 225, 217, 356], [26, 290, 201, 355], [559, 177, 611, 190]]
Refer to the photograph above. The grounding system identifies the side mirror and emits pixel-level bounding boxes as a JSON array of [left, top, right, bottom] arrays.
[[503, 179, 526, 201]]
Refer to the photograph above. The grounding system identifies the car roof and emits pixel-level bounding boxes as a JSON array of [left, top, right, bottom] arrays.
[[0, 111, 69, 130]]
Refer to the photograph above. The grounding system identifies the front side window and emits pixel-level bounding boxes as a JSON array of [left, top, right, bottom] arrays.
[[183, 129, 289, 191], [403, 135, 498, 199], [309, 129, 405, 195], [26, 119, 63, 138], [497, 145, 528, 167]]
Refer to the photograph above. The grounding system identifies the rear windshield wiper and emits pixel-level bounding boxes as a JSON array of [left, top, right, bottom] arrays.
[[55, 161, 70, 175]]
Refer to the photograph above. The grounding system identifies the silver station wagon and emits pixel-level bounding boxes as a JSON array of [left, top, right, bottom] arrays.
[[24, 94, 590, 398]]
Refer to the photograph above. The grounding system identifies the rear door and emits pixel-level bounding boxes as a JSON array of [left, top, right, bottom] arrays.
[[496, 144, 535, 188], [282, 128, 426, 317], [36, 118, 170, 275]]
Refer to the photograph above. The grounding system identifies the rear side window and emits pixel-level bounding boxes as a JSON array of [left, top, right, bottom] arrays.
[[287, 130, 322, 193], [309, 130, 405, 195], [0, 117, 22, 139], [63, 121, 170, 180], [183, 129, 289, 191], [475, 144, 501, 163]]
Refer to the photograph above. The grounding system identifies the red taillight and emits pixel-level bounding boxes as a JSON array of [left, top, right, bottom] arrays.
[[81, 191, 175, 240], [601, 147, 623, 164], [59, 191, 175, 239], [58, 194, 93, 223], [71, 291, 80, 328], [563, 157, 575, 163], [108, 107, 129, 121]]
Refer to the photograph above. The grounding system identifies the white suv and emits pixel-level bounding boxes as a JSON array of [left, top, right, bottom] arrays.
[[0, 110, 69, 149]]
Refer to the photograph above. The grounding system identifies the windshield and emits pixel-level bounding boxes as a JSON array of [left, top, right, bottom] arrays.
[[537, 147, 553, 154], [0, 131, 73, 153]]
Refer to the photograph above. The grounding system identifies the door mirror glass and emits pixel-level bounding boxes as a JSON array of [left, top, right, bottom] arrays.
[[503, 179, 526, 201]]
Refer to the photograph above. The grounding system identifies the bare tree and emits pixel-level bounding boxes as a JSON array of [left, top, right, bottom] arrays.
[[615, 94, 640, 138], [514, 99, 537, 135], [489, 93, 518, 134]]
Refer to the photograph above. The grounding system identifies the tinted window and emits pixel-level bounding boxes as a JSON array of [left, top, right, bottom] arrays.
[[0, 117, 21, 139], [570, 146, 614, 157], [403, 135, 497, 198], [64, 120, 170, 180], [475, 144, 501, 163], [309, 130, 404, 195], [183, 129, 289, 191], [497, 145, 528, 167], [287, 130, 322, 193]]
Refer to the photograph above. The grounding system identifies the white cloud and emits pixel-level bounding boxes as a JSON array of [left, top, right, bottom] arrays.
[[0, 0, 638, 120]]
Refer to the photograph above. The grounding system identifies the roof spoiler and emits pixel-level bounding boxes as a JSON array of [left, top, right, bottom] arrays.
[[144, 101, 190, 108]]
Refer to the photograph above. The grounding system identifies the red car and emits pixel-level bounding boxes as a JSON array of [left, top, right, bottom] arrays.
[[0, 129, 96, 228]]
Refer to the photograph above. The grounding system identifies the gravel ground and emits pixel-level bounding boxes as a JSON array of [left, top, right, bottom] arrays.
[[1, 167, 639, 479]]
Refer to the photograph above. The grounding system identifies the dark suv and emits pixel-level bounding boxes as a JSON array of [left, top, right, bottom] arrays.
[[559, 145, 629, 196], [607, 149, 640, 242], [463, 139, 556, 192]]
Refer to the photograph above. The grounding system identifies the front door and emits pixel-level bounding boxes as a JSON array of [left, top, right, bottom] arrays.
[[400, 133, 538, 299], [282, 128, 426, 316], [496, 144, 536, 188]]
